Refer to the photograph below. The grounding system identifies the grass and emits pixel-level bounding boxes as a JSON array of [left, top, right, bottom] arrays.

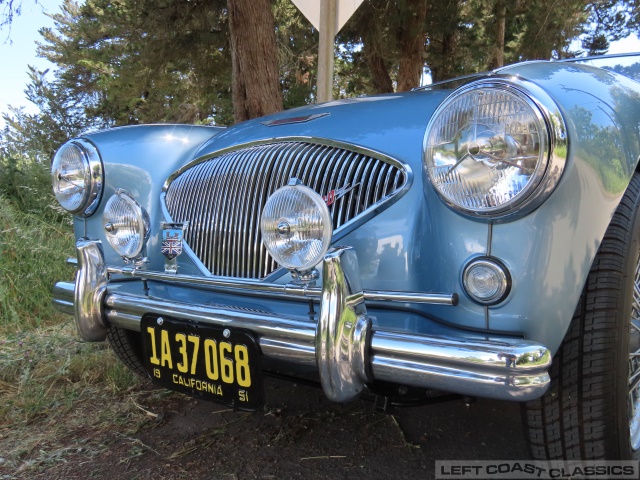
[[0, 321, 173, 477], [0, 195, 173, 478], [0, 196, 75, 332], [0, 327, 172, 478]]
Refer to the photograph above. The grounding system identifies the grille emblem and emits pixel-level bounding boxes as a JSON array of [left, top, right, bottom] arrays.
[[161, 222, 186, 260], [323, 183, 359, 206]]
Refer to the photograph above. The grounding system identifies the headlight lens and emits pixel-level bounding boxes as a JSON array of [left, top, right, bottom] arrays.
[[424, 81, 562, 218], [103, 190, 150, 259], [51, 140, 103, 216], [261, 182, 332, 272]]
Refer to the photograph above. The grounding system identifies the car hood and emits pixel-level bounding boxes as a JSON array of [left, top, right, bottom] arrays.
[[194, 89, 454, 169]]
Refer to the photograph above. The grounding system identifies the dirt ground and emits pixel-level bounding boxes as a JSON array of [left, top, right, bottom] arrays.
[[3, 375, 530, 480]]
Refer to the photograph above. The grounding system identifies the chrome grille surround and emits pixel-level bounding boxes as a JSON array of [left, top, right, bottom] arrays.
[[162, 138, 411, 279]]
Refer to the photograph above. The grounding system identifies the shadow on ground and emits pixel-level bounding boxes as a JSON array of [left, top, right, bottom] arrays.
[[43, 376, 530, 479]]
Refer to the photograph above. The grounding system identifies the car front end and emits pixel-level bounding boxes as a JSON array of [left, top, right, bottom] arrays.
[[51, 60, 640, 414]]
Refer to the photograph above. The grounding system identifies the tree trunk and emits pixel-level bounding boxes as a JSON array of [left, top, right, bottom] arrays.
[[488, 0, 507, 69], [362, 34, 394, 93], [427, 0, 460, 83], [227, 0, 283, 123], [358, 0, 394, 94], [430, 30, 459, 82], [396, 0, 427, 91]]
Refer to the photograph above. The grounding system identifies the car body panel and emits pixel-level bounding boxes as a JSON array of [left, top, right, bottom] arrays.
[[78, 124, 224, 272], [55, 55, 640, 405]]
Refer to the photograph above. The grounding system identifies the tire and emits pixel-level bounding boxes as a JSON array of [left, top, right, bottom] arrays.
[[522, 172, 640, 460], [106, 325, 148, 377]]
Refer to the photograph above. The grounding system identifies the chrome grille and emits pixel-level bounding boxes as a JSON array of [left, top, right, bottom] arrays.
[[164, 141, 407, 279]]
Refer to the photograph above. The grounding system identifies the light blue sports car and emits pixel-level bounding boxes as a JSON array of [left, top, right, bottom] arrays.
[[52, 53, 640, 459]]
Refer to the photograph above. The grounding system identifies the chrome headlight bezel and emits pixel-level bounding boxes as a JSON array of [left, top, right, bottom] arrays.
[[260, 180, 333, 274], [423, 77, 567, 221], [103, 189, 151, 260], [51, 139, 103, 216]]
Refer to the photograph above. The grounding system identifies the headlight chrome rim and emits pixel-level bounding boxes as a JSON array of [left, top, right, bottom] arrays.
[[261, 181, 333, 273], [103, 189, 150, 259], [51, 139, 103, 216], [423, 77, 567, 221]]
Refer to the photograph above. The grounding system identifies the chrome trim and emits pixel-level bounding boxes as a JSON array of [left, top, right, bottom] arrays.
[[74, 239, 109, 341], [52, 281, 75, 315], [103, 189, 151, 260], [162, 137, 412, 279], [261, 113, 330, 126], [104, 266, 458, 306], [53, 242, 551, 401], [79, 139, 104, 217], [370, 331, 551, 400], [462, 256, 511, 306], [317, 248, 372, 402], [53, 139, 104, 217], [423, 76, 568, 222]]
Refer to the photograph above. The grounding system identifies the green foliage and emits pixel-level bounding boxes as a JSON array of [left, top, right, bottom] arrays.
[[38, 0, 233, 126], [274, 0, 318, 108], [0, 196, 74, 332], [582, 0, 635, 55], [0, 153, 53, 215]]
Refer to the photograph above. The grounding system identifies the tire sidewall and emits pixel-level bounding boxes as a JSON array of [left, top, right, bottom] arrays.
[[615, 174, 640, 459]]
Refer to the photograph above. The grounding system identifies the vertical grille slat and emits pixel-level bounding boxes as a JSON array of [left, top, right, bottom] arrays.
[[164, 141, 407, 279]]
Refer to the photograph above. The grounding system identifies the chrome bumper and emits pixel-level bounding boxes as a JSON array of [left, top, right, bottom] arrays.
[[53, 239, 552, 402]]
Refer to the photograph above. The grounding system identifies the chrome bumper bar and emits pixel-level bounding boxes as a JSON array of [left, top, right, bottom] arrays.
[[53, 239, 552, 402]]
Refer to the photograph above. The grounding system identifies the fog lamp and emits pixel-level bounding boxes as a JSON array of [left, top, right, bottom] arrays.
[[261, 180, 332, 273], [462, 257, 511, 305], [103, 190, 150, 259]]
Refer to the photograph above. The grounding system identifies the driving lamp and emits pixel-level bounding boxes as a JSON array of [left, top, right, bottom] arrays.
[[51, 139, 103, 216], [261, 180, 332, 273], [103, 190, 150, 259]]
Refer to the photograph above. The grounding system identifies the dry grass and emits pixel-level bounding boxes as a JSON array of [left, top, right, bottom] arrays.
[[0, 323, 174, 478], [0, 171, 178, 478]]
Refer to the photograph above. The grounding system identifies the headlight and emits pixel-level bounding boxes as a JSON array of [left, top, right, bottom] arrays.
[[51, 139, 103, 216], [103, 190, 150, 259], [424, 79, 566, 219], [261, 181, 332, 273]]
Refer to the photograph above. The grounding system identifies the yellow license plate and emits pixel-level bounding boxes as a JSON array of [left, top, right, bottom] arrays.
[[141, 315, 263, 410]]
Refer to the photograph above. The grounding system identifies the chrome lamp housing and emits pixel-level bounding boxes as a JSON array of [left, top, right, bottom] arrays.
[[103, 189, 151, 261], [51, 139, 104, 216], [260, 179, 333, 280], [423, 79, 567, 221]]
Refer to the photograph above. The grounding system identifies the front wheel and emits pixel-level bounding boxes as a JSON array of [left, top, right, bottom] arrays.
[[107, 325, 148, 377], [522, 173, 640, 459]]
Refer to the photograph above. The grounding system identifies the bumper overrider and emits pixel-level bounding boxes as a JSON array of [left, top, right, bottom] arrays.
[[53, 239, 552, 403]]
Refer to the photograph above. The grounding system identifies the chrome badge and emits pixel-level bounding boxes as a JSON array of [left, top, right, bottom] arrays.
[[161, 222, 187, 274], [161, 223, 185, 259], [261, 113, 329, 126], [322, 183, 359, 206]]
